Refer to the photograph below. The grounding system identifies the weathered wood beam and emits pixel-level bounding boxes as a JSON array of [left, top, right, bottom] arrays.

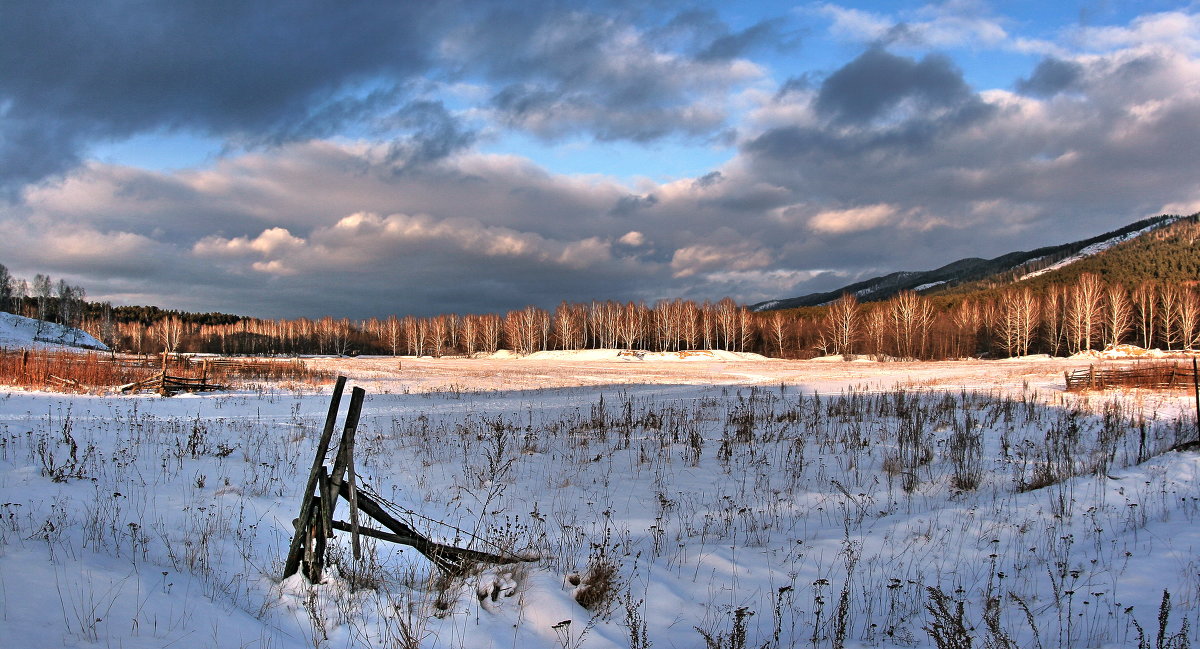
[[282, 376, 347, 580]]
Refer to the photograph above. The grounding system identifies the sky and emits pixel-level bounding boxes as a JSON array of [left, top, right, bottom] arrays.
[[2, 0, 1200, 319]]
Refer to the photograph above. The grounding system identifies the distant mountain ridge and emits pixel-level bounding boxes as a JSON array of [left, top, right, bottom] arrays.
[[751, 214, 1186, 312]]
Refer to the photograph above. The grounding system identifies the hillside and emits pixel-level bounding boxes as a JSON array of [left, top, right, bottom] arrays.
[[752, 214, 1188, 311], [0, 311, 108, 351]]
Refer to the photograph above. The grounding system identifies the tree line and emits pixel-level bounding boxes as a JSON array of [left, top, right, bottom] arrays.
[[59, 275, 1200, 359], [0, 264, 89, 340], [795, 273, 1199, 360], [3, 266, 1197, 361]]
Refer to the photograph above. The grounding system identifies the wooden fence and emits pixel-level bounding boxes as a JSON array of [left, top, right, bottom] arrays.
[[1066, 361, 1200, 391]]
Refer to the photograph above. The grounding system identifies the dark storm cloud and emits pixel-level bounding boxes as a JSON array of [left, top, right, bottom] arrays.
[[815, 48, 976, 124], [610, 193, 659, 216], [697, 19, 787, 61], [732, 42, 1200, 286], [692, 171, 724, 189], [1017, 58, 1084, 97], [383, 101, 478, 169], [6, 3, 1200, 318], [0, 1, 450, 191], [774, 75, 814, 100], [457, 7, 759, 141], [0, 1, 764, 193], [742, 47, 999, 211]]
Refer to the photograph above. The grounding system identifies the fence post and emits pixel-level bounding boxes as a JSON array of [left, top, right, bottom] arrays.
[[1193, 357, 1199, 441], [282, 376, 347, 580]]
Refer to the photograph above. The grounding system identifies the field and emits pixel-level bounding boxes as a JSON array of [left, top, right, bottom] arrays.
[[1, 353, 1199, 649]]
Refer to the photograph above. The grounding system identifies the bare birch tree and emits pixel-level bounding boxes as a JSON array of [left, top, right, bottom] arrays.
[[1102, 284, 1133, 349], [767, 310, 790, 357], [478, 313, 502, 354], [1065, 272, 1104, 353], [1159, 283, 1182, 350], [1177, 288, 1200, 350], [819, 293, 859, 356], [998, 287, 1038, 357], [889, 291, 933, 359], [1132, 281, 1157, 349], [951, 299, 980, 358]]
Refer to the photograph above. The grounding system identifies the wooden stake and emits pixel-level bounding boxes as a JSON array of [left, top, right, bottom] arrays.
[[348, 447, 361, 561], [282, 376, 347, 580], [1193, 357, 1199, 440]]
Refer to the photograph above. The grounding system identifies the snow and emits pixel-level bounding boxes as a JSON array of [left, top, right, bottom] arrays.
[[0, 311, 108, 351], [2, 354, 1199, 648], [912, 280, 946, 292], [1068, 344, 1198, 360], [521, 348, 769, 362], [1019, 217, 1177, 281]]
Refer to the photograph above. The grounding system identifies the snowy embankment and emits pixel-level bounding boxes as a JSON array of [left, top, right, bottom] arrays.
[[0, 358, 1198, 648], [0, 311, 107, 351], [507, 348, 769, 362]]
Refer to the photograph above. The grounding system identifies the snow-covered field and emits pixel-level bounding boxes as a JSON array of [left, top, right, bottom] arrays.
[[2, 353, 1199, 648]]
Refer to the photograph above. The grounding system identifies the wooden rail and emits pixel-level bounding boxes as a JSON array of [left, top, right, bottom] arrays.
[[1065, 362, 1199, 391], [118, 371, 226, 396]]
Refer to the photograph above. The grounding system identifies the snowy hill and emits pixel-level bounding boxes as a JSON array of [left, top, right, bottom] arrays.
[[753, 214, 1183, 311], [0, 311, 108, 351]]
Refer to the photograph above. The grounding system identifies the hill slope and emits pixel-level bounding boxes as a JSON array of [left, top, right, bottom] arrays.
[[0, 312, 108, 351], [752, 214, 1188, 311]]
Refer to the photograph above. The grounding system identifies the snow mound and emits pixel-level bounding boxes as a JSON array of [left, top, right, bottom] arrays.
[[0, 312, 108, 351], [998, 354, 1054, 362], [810, 354, 875, 363], [489, 348, 770, 361], [1067, 344, 1200, 360], [1069, 344, 1180, 360]]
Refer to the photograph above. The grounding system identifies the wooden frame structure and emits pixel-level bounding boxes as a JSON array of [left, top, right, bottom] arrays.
[[283, 376, 533, 582]]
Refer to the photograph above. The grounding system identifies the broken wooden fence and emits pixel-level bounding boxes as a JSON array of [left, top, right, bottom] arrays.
[[283, 376, 535, 583], [1065, 360, 1200, 391], [117, 353, 226, 395]]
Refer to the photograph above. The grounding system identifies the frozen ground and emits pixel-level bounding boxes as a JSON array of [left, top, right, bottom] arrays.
[[1, 353, 1199, 648]]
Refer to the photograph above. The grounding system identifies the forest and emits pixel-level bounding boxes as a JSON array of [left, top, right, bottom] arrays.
[[6, 218, 1199, 360]]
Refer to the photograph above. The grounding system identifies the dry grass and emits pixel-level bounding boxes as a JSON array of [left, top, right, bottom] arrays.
[[0, 348, 151, 392], [0, 349, 335, 393]]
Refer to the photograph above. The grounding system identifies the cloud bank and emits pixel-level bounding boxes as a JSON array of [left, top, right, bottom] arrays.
[[3, 3, 1200, 318]]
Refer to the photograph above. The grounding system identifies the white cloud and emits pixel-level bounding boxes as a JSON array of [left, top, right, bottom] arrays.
[[808, 204, 897, 234], [618, 231, 646, 246], [670, 241, 772, 278], [1070, 11, 1200, 54], [814, 1, 1010, 49]]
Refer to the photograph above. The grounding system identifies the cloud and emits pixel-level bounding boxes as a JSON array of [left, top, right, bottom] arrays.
[[808, 204, 898, 234], [670, 236, 773, 278], [0, 2, 768, 194], [0, 2, 452, 192], [1016, 58, 1084, 97], [456, 8, 764, 141], [815, 2, 1010, 49], [1068, 11, 1200, 54], [610, 193, 659, 216], [692, 171, 724, 188], [6, 4, 1200, 318], [697, 18, 792, 61], [618, 231, 647, 247], [815, 48, 977, 124]]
